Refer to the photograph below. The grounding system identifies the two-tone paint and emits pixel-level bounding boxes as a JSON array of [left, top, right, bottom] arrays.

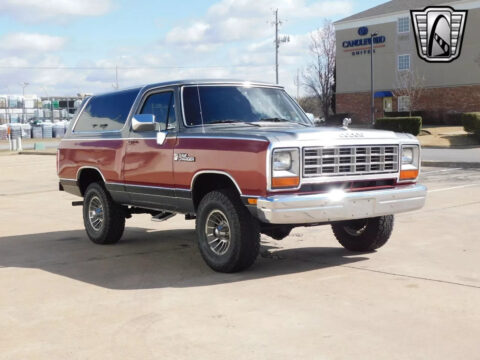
[[58, 79, 422, 219]]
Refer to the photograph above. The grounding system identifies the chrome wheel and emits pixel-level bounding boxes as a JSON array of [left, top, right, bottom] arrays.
[[205, 209, 231, 256], [344, 219, 368, 236], [88, 196, 104, 231]]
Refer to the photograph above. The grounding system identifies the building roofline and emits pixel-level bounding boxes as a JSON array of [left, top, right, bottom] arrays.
[[335, 0, 479, 30]]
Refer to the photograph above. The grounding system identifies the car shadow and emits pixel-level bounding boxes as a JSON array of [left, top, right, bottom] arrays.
[[0, 227, 369, 289]]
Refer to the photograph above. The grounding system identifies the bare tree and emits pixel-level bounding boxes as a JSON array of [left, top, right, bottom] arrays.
[[393, 70, 425, 116], [302, 20, 336, 119]]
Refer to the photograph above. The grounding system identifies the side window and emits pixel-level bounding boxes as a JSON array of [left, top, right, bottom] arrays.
[[73, 89, 139, 132], [140, 91, 176, 131]]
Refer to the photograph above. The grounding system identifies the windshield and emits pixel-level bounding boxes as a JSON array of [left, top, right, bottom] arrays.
[[182, 85, 311, 127]]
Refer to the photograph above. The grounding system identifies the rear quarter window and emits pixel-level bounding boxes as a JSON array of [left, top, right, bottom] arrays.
[[73, 88, 139, 132]]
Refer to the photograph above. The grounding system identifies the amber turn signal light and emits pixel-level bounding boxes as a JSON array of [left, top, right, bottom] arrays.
[[272, 176, 300, 188], [400, 169, 419, 180], [247, 198, 258, 205]]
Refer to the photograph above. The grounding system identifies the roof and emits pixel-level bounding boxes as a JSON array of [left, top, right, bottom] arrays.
[[335, 0, 464, 24], [94, 79, 282, 97]]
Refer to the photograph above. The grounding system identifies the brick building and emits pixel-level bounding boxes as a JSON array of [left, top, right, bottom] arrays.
[[334, 0, 480, 124]]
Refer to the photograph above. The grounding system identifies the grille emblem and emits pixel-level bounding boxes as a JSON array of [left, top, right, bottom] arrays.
[[411, 6, 467, 63]]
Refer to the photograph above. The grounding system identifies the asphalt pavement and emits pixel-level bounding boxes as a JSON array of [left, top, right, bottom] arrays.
[[0, 154, 479, 359]]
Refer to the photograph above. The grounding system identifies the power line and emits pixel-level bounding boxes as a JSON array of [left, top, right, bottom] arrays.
[[0, 64, 271, 70]]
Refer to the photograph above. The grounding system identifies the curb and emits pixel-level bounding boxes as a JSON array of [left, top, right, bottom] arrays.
[[421, 160, 480, 169], [18, 151, 56, 156]]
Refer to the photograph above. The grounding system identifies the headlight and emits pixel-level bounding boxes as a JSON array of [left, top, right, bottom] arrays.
[[400, 145, 420, 181], [402, 147, 414, 164], [271, 148, 300, 189], [273, 151, 292, 171]]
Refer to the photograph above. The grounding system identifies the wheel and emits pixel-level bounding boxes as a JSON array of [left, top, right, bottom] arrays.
[[83, 182, 125, 245], [196, 190, 260, 273], [331, 215, 394, 252]]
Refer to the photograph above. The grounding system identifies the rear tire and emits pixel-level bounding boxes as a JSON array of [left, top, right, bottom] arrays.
[[331, 215, 394, 252], [83, 182, 125, 245], [196, 190, 260, 273]]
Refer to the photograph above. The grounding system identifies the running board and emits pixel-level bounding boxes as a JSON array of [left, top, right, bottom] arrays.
[[151, 211, 176, 222]]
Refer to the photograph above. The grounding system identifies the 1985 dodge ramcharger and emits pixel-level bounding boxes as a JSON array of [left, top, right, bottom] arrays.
[[58, 80, 427, 272]]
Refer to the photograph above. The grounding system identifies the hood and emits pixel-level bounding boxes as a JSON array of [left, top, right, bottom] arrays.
[[182, 124, 416, 143]]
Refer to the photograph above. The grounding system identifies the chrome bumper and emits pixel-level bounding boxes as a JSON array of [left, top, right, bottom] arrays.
[[255, 184, 427, 224]]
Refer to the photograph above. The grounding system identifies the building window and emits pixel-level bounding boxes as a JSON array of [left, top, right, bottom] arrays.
[[398, 17, 410, 33], [398, 96, 410, 112], [383, 97, 393, 112], [398, 54, 410, 71]]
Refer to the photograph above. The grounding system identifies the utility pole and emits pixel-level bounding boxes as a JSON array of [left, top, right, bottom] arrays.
[[296, 68, 300, 100], [370, 32, 378, 126], [273, 9, 289, 85], [113, 65, 119, 90]]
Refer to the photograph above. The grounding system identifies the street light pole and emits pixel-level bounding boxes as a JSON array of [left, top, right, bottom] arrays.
[[370, 33, 377, 126]]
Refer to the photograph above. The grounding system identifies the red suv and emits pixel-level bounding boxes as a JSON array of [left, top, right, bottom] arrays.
[[58, 80, 426, 272]]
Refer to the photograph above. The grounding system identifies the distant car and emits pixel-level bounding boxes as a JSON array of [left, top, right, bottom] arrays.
[[57, 79, 426, 272]]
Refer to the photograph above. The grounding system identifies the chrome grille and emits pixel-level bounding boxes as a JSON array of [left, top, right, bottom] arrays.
[[303, 145, 399, 177]]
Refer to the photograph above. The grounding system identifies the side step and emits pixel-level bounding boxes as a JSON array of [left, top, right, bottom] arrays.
[[151, 211, 176, 222]]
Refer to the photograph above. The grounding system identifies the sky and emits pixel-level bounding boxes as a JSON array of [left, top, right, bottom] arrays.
[[0, 0, 386, 97]]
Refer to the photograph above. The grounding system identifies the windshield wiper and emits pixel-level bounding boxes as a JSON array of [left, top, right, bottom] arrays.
[[257, 117, 310, 127], [208, 120, 260, 127]]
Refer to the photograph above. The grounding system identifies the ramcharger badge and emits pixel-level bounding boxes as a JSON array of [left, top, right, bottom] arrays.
[[411, 6, 467, 63]]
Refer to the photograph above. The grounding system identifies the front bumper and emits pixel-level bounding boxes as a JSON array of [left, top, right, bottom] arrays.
[[255, 184, 427, 224]]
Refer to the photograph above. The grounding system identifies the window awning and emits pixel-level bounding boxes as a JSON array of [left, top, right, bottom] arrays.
[[374, 91, 393, 98]]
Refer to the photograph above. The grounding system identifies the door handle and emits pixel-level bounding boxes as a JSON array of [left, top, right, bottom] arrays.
[[128, 140, 139, 145]]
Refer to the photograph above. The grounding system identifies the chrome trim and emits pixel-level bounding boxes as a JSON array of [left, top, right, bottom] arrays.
[[255, 184, 427, 224], [178, 135, 268, 142], [61, 137, 176, 141], [75, 166, 107, 183], [303, 144, 399, 177], [191, 170, 243, 195]]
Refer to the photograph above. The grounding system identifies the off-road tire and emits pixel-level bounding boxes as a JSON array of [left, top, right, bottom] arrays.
[[83, 182, 125, 245], [331, 215, 394, 252], [196, 190, 260, 273]]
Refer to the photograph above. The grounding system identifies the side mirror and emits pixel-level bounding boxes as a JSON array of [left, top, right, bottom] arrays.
[[306, 113, 315, 121], [132, 114, 156, 132]]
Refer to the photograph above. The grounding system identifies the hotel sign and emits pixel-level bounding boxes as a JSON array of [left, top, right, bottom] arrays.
[[342, 26, 386, 56]]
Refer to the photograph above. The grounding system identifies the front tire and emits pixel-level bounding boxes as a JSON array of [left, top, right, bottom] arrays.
[[83, 182, 125, 245], [196, 190, 260, 273], [331, 215, 394, 252]]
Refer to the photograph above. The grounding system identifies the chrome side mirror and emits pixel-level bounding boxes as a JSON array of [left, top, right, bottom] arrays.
[[132, 114, 156, 132], [157, 131, 167, 145]]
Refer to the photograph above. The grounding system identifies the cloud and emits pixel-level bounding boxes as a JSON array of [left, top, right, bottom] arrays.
[[0, 33, 66, 55], [166, 0, 352, 48], [0, 0, 113, 22]]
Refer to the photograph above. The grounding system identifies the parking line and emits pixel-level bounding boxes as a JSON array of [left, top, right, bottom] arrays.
[[428, 183, 480, 193]]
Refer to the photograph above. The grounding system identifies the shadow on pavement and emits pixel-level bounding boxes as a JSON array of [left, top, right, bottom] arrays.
[[0, 227, 369, 289]]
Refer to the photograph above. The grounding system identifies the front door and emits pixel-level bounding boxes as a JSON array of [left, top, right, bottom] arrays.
[[123, 89, 178, 211]]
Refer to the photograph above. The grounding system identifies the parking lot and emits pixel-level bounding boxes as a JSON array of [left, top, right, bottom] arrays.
[[1, 154, 479, 359]]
